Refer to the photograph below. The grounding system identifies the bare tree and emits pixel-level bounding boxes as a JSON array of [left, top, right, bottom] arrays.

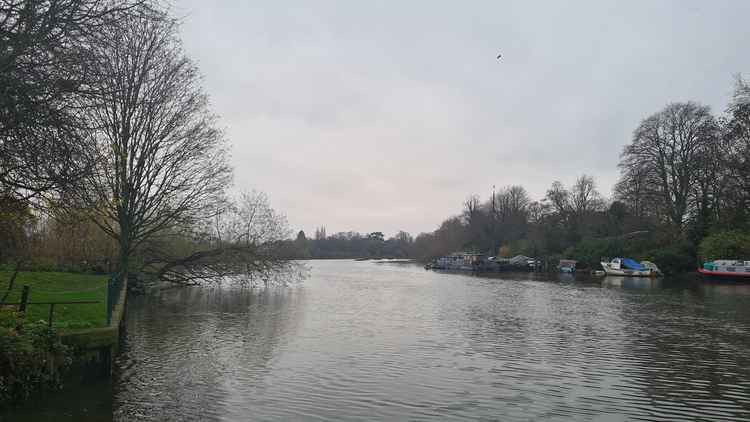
[[393, 230, 413, 244], [0, 0, 140, 200], [526, 201, 550, 224], [67, 5, 231, 281], [507, 186, 530, 215], [494, 185, 529, 220], [490, 185, 530, 247], [723, 76, 750, 227], [142, 191, 297, 286], [546, 181, 570, 216], [615, 158, 659, 219], [462, 194, 481, 226], [462, 194, 491, 250], [0, 194, 34, 301], [570, 174, 603, 215], [620, 102, 718, 230]]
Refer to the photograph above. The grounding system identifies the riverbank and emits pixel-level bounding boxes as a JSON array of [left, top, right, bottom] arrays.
[[0, 271, 107, 329], [1, 271, 127, 408]]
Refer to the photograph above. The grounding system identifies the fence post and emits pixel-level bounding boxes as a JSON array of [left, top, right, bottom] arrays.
[[106, 276, 113, 326], [48, 303, 55, 327], [19, 285, 30, 313]]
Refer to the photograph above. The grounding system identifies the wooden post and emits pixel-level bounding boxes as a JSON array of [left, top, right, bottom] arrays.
[[106, 277, 113, 326], [48, 303, 56, 327], [18, 285, 30, 313]]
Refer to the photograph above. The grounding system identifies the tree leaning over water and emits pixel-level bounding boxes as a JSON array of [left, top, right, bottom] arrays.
[[70, 5, 232, 282], [140, 190, 298, 286]]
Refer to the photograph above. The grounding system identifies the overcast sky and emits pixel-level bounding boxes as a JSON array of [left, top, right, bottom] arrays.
[[175, 0, 750, 238]]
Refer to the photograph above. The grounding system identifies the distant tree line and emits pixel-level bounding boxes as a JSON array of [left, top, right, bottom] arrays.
[[280, 227, 415, 259], [278, 79, 750, 273], [410, 78, 750, 274], [0, 1, 293, 287]]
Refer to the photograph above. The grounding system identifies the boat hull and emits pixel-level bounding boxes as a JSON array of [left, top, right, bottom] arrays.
[[600, 258, 661, 277], [698, 268, 750, 279], [601, 265, 655, 277]]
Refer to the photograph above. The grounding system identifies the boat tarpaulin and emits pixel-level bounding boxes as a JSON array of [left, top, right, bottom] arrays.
[[622, 258, 645, 270]]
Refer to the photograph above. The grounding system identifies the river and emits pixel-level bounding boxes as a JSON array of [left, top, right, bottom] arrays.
[[4, 260, 750, 421]]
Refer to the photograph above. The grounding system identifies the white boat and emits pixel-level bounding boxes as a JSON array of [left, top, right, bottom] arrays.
[[600, 258, 661, 277]]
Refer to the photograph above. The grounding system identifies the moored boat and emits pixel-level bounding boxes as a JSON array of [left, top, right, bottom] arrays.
[[640, 261, 662, 275], [699, 260, 750, 279], [431, 252, 482, 271], [558, 259, 576, 273], [600, 257, 660, 277]]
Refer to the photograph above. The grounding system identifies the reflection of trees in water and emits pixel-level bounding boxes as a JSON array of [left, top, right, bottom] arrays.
[[617, 284, 750, 420], [113, 287, 305, 421]]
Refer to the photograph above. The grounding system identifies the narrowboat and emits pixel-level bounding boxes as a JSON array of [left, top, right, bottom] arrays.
[[698, 260, 750, 279], [432, 252, 483, 271]]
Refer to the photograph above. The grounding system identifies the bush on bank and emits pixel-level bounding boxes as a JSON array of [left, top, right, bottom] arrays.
[[641, 241, 697, 275], [0, 309, 71, 405], [562, 235, 696, 275], [699, 231, 750, 262], [564, 238, 625, 269]]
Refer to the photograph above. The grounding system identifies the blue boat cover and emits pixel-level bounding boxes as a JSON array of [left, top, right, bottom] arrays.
[[622, 258, 645, 270]]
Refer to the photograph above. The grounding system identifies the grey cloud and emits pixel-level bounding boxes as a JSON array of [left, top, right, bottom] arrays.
[[176, 0, 750, 236]]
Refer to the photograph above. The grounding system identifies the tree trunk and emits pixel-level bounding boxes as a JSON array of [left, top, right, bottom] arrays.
[[118, 234, 131, 283]]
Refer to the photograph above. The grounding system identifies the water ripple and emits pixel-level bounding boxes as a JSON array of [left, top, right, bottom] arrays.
[[5, 261, 745, 421], [102, 263, 750, 421]]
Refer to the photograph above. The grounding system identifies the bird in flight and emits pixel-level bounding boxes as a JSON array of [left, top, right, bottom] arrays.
[[496, 53, 502, 60]]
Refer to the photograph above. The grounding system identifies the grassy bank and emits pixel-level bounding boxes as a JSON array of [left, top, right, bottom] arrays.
[[0, 272, 107, 330]]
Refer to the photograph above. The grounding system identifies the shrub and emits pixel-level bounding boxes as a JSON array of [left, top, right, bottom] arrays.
[[642, 241, 696, 275], [0, 309, 71, 405], [564, 235, 696, 275], [565, 238, 625, 269], [699, 230, 750, 262]]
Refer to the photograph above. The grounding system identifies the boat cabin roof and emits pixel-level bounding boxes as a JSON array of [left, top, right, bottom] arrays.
[[559, 259, 577, 266], [713, 259, 750, 266]]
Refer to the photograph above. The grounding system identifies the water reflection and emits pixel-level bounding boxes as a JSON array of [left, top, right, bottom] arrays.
[[557, 272, 576, 283], [454, 277, 632, 420], [704, 283, 750, 296], [616, 284, 750, 421], [114, 286, 305, 421], [3, 261, 750, 421], [602, 276, 662, 289], [408, 269, 749, 421]]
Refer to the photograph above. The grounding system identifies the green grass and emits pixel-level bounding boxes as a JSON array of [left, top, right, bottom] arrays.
[[0, 271, 108, 330]]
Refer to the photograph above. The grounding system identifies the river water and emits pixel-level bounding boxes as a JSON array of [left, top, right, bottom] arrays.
[[4, 260, 750, 421]]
